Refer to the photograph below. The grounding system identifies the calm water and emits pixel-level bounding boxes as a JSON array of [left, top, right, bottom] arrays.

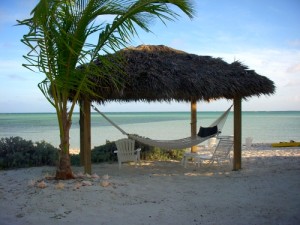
[[0, 111, 299, 149]]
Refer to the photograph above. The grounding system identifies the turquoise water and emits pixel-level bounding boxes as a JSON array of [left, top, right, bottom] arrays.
[[0, 111, 299, 149]]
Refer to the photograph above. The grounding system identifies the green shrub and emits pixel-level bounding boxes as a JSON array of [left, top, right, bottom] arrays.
[[133, 137, 185, 161], [91, 141, 118, 163], [90, 140, 185, 162], [34, 141, 58, 166], [141, 147, 185, 161], [70, 154, 81, 166], [70, 141, 118, 166], [0, 136, 58, 169]]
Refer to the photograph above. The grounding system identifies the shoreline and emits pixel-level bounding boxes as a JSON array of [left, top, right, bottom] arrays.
[[68, 142, 300, 154], [0, 145, 299, 225]]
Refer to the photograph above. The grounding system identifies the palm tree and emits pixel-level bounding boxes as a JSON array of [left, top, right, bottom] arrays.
[[17, 0, 194, 179]]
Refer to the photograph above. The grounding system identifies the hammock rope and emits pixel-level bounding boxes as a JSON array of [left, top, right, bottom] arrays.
[[91, 104, 232, 149]]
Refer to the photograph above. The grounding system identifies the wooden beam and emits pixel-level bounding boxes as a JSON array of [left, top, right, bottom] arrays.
[[82, 97, 91, 174], [233, 97, 242, 170], [191, 98, 197, 153]]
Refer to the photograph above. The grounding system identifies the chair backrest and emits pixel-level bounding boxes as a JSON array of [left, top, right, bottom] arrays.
[[208, 137, 218, 149], [115, 138, 136, 161], [212, 137, 233, 161]]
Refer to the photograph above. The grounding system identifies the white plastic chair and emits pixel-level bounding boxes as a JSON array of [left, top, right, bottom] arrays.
[[245, 137, 253, 149], [114, 138, 141, 169], [181, 138, 219, 168], [194, 136, 233, 167], [207, 137, 218, 149]]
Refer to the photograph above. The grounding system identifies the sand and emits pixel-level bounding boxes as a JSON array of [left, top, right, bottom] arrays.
[[0, 144, 299, 225]]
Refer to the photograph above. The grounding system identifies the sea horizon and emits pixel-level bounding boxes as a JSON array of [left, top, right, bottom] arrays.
[[1, 110, 300, 114], [1, 111, 299, 150]]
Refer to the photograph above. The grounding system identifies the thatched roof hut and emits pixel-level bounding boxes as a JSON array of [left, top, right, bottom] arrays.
[[79, 45, 275, 173], [87, 45, 275, 103]]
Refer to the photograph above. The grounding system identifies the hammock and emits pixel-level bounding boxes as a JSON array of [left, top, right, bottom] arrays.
[[92, 105, 232, 149]]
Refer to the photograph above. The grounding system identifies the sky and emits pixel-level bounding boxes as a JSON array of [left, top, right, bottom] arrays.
[[0, 0, 299, 113]]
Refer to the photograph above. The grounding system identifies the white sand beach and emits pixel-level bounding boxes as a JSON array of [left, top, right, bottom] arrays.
[[0, 144, 299, 225]]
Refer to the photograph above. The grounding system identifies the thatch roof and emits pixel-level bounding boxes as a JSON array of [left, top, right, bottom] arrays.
[[85, 45, 275, 103]]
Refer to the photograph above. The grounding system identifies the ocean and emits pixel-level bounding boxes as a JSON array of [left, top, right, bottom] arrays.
[[0, 111, 299, 150]]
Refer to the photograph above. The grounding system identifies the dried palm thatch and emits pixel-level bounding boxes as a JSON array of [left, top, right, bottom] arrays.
[[83, 45, 275, 103]]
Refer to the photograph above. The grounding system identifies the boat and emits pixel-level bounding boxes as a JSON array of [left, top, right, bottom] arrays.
[[271, 141, 300, 147]]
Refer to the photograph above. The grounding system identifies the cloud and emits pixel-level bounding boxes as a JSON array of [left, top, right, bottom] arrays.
[[7, 74, 27, 81], [284, 79, 300, 87], [287, 63, 300, 73], [191, 47, 300, 111], [197, 48, 300, 81], [288, 39, 300, 47], [0, 59, 43, 84], [0, 60, 26, 73]]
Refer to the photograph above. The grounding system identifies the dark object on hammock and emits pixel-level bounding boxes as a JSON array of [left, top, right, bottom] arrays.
[[198, 126, 218, 137]]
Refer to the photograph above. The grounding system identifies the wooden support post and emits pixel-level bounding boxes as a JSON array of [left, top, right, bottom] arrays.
[[81, 97, 91, 174], [191, 99, 197, 153], [233, 97, 242, 170], [79, 101, 85, 166]]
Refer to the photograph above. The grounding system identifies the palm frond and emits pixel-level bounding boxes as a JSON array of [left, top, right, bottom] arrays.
[[18, 0, 195, 110]]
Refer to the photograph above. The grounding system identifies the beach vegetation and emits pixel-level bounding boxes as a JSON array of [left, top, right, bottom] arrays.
[[89, 141, 185, 163], [91, 141, 118, 163], [70, 141, 118, 166], [0, 137, 58, 169], [17, 0, 194, 179], [0, 136, 185, 169], [90, 141, 185, 162], [141, 147, 185, 161]]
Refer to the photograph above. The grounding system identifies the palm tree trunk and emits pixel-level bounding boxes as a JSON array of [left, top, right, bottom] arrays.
[[55, 111, 75, 179], [56, 152, 74, 179]]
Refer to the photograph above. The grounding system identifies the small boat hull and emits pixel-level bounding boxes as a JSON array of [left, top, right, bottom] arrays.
[[271, 142, 300, 147]]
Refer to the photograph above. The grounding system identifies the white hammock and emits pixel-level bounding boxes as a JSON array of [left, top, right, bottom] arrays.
[[92, 105, 232, 149]]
